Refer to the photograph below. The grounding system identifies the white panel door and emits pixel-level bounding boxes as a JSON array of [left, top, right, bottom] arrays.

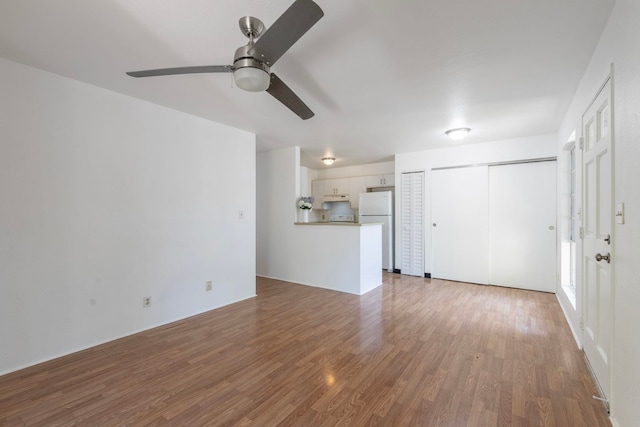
[[582, 78, 613, 400], [488, 161, 557, 292], [401, 172, 424, 276], [432, 166, 489, 284]]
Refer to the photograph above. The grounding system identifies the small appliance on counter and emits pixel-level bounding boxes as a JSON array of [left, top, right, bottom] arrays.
[[359, 191, 394, 271]]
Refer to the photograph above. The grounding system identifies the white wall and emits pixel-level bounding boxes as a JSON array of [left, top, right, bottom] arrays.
[[555, 1, 640, 425], [256, 146, 300, 279], [395, 134, 557, 273], [300, 166, 311, 197], [0, 58, 256, 375]]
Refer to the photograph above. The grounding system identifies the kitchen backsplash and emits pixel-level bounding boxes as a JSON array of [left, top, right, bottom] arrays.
[[311, 201, 357, 222]]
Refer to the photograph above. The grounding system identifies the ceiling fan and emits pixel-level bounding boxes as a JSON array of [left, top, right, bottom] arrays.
[[126, 0, 323, 120]]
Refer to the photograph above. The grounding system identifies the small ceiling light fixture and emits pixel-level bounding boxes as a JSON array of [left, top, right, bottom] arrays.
[[233, 66, 271, 92], [322, 157, 336, 166], [445, 127, 471, 141]]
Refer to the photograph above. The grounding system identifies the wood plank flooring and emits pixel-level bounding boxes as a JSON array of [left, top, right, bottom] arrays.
[[0, 274, 611, 426]]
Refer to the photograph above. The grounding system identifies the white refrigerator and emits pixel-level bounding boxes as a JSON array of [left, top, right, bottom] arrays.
[[359, 191, 394, 272]]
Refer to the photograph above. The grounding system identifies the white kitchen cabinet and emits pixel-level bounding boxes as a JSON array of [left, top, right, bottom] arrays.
[[366, 174, 395, 188], [312, 173, 393, 208], [323, 178, 350, 195], [384, 174, 395, 187], [348, 176, 367, 208], [311, 178, 349, 208]]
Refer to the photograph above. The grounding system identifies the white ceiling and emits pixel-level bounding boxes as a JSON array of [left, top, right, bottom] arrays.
[[0, 0, 614, 168]]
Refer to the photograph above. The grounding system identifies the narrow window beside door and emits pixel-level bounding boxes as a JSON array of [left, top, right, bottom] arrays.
[[570, 146, 577, 294]]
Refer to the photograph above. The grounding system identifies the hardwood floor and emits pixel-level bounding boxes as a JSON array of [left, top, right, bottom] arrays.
[[0, 274, 610, 426]]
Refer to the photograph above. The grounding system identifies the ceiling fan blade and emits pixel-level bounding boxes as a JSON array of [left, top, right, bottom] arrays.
[[266, 73, 314, 120], [126, 65, 232, 78], [249, 0, 323, 67]]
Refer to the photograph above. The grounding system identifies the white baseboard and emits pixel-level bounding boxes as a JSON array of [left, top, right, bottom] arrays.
[[556, 293, 582, 349], [609, 415, 620, 427]]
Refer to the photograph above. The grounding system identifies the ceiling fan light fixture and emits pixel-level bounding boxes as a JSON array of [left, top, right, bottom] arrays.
[[322, 157, 335, 166], [445, 127, 471, 141], [234, 67, 270, 92]]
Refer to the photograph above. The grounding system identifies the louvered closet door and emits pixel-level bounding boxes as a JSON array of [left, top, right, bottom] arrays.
[[401, 172, 424, 276]]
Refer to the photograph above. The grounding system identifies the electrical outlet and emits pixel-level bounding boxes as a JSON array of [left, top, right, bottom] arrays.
[[143, 296, 151, 308], [206, 281, 213, 291]]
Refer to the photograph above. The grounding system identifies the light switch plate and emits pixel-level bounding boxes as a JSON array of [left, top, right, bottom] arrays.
[[615, 202, 624, 224]]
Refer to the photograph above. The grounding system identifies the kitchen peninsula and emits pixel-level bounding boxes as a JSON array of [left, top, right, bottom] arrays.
[[293, 221, 382, 295]]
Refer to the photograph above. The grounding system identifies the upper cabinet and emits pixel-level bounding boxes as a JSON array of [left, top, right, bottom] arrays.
[[365, 174, 395, 188], [311, 178, 350, 209], [323, 178, 350, 195], [311, 173, 395, 209]]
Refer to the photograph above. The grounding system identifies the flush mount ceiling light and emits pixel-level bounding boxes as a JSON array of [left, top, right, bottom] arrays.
[[322, 157, 335, 166], [233, 63, 271, 92], [445, 127, 471, 141]]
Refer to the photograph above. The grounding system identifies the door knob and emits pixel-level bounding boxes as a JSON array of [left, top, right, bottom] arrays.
[[595, 253, 611, 263]]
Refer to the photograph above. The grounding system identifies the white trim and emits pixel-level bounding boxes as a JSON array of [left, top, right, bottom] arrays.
[[431, 156, 557, 171]]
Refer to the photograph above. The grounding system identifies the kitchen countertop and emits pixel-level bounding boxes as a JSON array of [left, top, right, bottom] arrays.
[[294, 222, 382, 226]]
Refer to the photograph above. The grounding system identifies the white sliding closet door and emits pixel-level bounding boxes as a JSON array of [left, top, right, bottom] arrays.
[[432, 166, 489, 284], [488, 161, 557, 292], [401, 172, 424, 276]]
